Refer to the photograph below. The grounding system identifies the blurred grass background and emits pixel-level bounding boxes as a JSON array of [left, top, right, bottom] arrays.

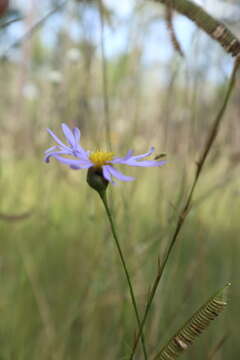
[[0, 0, 240, 359]]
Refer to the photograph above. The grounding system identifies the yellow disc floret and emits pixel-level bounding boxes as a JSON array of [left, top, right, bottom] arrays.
[[89, 151, 114, 167]]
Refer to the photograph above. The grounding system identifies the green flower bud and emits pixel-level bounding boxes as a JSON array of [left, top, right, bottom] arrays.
[[87, 167, 109, 193]]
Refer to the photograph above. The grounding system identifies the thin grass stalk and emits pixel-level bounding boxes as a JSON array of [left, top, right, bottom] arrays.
[[129, 58, 240, 360], [165, 0, 184, 57], [207, 333, 229, 360], [98, 190, 148, 360], [0, 16, 23, 29], [97, 0, 112, 150], [16, 239, 58, 359], [0, 210, 32, 221]]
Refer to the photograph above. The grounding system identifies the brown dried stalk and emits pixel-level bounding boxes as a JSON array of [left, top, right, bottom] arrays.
[[154, 0, 240, 57]]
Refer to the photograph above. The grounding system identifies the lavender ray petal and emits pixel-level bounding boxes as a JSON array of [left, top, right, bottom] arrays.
[[107, 165, 135, 182], [70, 164, 91, 170], [61, 123, 76, 147], [44, 145, 58, 154], [44, 150, 72, 163], [110, 158, 125, 164], [74, 146, 89, 160], [47, 128, 70, 150], [123, 149, 134, 160], [53, 155, 93, 168], [111, 147, 155, 164], [72, 127, 81, 143], [112, 149, 134, 163], [131, 146, 155, 160], [102, 165, 114, 183], [124, 159, 166, 167]]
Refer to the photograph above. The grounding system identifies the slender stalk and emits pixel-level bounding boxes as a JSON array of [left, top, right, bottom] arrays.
[[98, 190, 148, 360], [129, 58, 240, 360], [0, 16, 23, 29], [97, 0, 112, 150], [207, 333, 229, 360]]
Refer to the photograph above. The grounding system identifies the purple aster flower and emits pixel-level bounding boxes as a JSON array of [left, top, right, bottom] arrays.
[[44, 123, 166, 185], [45, 123, 88, 163]]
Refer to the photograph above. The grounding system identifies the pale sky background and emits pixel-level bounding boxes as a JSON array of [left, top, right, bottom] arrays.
[[3, 0, 240, 80]]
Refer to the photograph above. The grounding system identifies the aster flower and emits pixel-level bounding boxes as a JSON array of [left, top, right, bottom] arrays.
[[44, 123, 166, 185]]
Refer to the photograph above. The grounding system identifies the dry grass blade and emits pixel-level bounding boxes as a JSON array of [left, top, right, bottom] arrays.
[[165, 0, 184, 57], [152, 283, 230, 360], [207, 333, 230, 360], [0, 210, 33, 222], [0, 16, 23, 28]]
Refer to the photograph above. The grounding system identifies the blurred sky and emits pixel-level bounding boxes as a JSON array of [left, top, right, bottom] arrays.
[[4, 1, 198, 59], [4, 0, 239, 79]]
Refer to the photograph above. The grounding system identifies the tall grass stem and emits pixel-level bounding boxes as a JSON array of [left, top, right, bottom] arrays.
[[98, 0, 112, 150]]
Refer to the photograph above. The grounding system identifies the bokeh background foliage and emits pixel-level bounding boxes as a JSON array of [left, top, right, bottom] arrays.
[[0, 0, 240, 359]]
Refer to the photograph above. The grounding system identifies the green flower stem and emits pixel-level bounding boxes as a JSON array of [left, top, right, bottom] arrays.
[[98, 190, 148, 360]]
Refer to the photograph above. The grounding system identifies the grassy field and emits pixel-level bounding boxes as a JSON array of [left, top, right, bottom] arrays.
[[0, 155, 239, 359]]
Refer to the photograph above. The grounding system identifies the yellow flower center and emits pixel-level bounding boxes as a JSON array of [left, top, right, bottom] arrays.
[[89, 151, 114, 167]]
